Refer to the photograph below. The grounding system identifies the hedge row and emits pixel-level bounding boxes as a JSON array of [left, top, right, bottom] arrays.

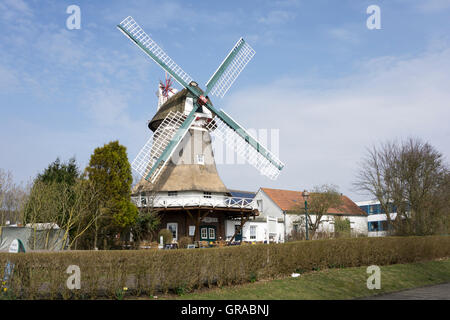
[[0, 236, 449, 299]]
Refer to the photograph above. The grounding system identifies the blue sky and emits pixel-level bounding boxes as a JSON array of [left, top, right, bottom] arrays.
[[1, 0, 450, 200]]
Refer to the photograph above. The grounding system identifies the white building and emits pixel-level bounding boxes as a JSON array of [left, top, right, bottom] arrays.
[[355, 200, 397, 237], [234, 188, 368, 243]]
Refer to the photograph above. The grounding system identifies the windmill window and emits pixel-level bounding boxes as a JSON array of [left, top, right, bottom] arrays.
[[208, 228, 215, 240], [196, 154, 205, 165], [201, 227, 208, 239], [203, 192, 212, 199], [167, 223, 178, 241], [168, 191, 178, 197]]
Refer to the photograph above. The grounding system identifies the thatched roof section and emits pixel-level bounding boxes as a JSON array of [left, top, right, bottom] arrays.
[[148, 89, 190, 132], [148, 86, 215, 132], [133, 162, 229, 194], [132, 127, 229, 194]]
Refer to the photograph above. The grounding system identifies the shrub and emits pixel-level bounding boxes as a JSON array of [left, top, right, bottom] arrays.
[[334, 217, 351, 238], [178, 236, 193, 249], [0, 235, 448, 299], [157, 229, 173, 245]]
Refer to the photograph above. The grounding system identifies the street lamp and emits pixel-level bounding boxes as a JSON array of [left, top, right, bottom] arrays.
[[302, 190, 309, 240]]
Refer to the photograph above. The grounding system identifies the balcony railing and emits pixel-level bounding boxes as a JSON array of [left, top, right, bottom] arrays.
[[132, 194, 257, 210]]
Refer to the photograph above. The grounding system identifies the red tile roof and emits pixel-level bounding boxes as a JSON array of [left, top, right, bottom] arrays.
[[260, 187, 367, 216]]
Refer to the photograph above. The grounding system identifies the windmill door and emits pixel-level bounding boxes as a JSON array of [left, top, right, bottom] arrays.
[[200, 226, 217, 242], [234, 225, 242, 241]]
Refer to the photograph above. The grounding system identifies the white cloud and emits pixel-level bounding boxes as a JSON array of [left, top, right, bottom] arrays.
[[35, 29, 86, 65], [258, 10, 296, 25], [415, 0, 450, 12], [272, 0, 302, 8], [0, 64, 19, 90], [215, 44, 450, 200], [84, 88, 132, 127], [0, 0, 32, 20], [328, 27, 360, 44]]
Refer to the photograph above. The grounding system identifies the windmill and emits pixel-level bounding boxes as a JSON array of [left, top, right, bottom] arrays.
[[117, 16, 285, 186]]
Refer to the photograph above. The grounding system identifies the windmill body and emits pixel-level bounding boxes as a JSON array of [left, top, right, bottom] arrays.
[[134, 87, 226, 195], [117, 16, 284, 244], [133, 87, 257, 243]]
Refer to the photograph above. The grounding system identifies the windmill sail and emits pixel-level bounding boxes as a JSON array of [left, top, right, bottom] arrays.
[[132, 110, 196, 183], [205, 38, 255, 98], [206, 110, 284, 180], [117, 16, 193, 88], [118, 16, 285, 182]]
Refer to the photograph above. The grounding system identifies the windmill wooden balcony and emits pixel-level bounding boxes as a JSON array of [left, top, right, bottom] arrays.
[[132, 194, 257, 211]]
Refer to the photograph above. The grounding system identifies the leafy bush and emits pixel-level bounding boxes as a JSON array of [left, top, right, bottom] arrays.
[[157, 229, 173, 245], [0, 236, 448, 299], [334, 217, 351, 238]]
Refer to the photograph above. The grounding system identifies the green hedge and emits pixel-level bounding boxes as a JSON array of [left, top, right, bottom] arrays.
[[1, 236, 449, 299]]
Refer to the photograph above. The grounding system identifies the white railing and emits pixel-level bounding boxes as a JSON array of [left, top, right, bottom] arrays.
[[132, 194, 257, 210]]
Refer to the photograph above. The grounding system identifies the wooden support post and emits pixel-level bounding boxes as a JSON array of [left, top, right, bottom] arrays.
[[239, 212, 244, 243], [184, 210, 188, 239], [186, 209, 194, 220], [194, 210, 200, 242], [186, 209, 194, 239], [229, 212, 250, 243], [193, 209, 213, 242]]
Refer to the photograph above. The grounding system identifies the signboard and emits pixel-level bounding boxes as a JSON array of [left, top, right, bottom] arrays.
[[202, 217, 218, 223], [7, 239, 25, 253]]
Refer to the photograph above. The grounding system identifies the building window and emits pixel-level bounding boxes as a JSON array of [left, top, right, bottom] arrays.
[[167, 223, 178, 241], [209, 228, 215, 240], [168, 191, 178, 197], [196, 154, 205, 165], [368, 221, 381, 232], [250, 225, 257, 240], [203, 192, 212, 198], [201, 227, 208, 240], [200, 226, 216, 241], [359, 205, 369, 214]]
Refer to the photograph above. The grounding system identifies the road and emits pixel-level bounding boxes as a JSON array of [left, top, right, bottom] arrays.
[[365, 282, 450, 300]]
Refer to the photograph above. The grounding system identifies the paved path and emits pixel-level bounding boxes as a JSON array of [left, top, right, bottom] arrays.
[[366, 282, 450, 300]]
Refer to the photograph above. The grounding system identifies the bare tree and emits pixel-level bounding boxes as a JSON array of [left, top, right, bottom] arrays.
[[61, 179, 103, 249], [288, 184, 343, 238], [0, 169, 13, 225], [23, 179, 104, 249], [354, 137, 449, 235], [4, 182, 29, 225]]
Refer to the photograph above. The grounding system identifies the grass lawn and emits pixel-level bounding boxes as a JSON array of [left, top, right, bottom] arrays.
[[159, 258, 450, 300]]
